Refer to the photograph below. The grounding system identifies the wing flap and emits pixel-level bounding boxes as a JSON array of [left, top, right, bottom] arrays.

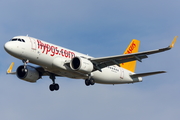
[[92, 54, 148, 70]]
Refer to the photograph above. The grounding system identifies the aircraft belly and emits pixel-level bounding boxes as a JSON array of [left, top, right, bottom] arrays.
[[46, 68, 87, 79], [92, 68, 135, 84]]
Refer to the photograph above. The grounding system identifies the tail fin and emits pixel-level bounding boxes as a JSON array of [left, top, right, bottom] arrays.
[[120, 39, 140, 72], [7, 62, 16, 74]]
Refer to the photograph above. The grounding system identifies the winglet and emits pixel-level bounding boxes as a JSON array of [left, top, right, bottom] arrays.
[[7, 62, 15, 74], [169, 36, 178, 48]]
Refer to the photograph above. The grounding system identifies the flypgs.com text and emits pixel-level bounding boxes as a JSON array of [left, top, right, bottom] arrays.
[[37, 40, 75, 58]]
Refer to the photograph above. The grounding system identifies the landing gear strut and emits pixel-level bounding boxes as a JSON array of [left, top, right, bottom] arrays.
[[49, 74, 59, 91], [22, 59, 29, 72], [22, 59, 29, 67]]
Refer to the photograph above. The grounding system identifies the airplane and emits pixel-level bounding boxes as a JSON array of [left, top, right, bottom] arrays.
[[4, 36, 177, 91]]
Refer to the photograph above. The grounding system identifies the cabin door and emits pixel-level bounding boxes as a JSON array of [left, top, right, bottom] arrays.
[[29, 37, 37, 50]]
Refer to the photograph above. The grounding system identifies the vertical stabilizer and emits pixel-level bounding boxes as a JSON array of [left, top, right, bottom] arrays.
[[7, 62, 15, 74], [120, 39, 140, 72]]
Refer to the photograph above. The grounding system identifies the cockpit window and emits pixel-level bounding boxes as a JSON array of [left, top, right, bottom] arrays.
[[10, 38, 25, 42], [11, 39, 17, 41]]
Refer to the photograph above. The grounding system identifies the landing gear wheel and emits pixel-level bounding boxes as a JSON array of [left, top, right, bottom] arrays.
[[49, 83, 60, 91], [54, 84, 59, 91], [85, 79, 95, 86], [22, 68, 27, 72], [49, 74, 60, 91], [90, 79, 95, 85], [85, 79, 90, 86], [49, 84, 55, 91]]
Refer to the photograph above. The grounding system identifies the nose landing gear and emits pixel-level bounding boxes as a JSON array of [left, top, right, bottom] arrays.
[[22, 59, 29, 72]]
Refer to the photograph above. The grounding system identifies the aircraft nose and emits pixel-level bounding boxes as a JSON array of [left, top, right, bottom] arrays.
[[4, 42, 13, 53]]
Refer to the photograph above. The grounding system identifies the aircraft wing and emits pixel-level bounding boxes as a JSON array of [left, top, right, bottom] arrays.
[[90, 36, 177, 71]]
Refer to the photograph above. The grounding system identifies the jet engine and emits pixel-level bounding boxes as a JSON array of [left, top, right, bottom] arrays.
[[70, 57, 94, 74], [16, 65, 40, 83]]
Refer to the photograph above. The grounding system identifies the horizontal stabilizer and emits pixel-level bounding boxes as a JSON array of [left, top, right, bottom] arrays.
[[130, 71, 166, 78]]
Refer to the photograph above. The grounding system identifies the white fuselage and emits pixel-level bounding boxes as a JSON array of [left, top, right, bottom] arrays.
[[4, 36, 142, 84]]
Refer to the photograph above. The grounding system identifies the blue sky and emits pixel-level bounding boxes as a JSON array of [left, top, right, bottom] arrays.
[[0, 0, 180, 120]]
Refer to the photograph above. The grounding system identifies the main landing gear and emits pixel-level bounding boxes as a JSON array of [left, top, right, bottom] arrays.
[[49, 74, 59, 91], [85, 74, 95, 86], [85, 79, 95, 86]]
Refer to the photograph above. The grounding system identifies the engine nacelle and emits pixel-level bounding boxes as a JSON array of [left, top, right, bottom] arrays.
[[70, 57, 94, 73], [16, 65, 40, 83]]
